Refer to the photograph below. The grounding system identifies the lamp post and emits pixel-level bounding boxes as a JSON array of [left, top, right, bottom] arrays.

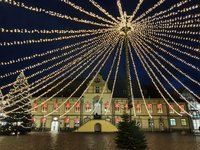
[[120, 12, 133, 121], [80, 96, 84, 126]]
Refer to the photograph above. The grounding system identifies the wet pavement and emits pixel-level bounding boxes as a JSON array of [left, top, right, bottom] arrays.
[[0, 132, 200, 150]]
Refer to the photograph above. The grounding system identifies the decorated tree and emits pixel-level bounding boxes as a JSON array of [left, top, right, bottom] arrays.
[[116, 114, 147, 150], [0, 89, 13, 135], [4, 72, 32, 135]]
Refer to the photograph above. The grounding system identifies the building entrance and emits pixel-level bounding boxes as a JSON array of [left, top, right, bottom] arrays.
[[51, 117, 59, 132], [94, 123, 101, 132], [94, 102, 101, 115]]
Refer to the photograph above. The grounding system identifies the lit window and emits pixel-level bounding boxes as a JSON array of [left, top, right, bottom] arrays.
[[169, 105, 174, 114], [147, 104, 153, 113], [115, 103, 120, 112], [104, 102, 110, 112], [75, 103, 80, 112], [157, 104, 163, 113], [85, 102, 91, 112], [96, 86, 100, 93], [181, 119, 187, 126], [124, 103, 129, 113], [65, 103, 71, 112], [179, 104, 185, 113], [136, 104, 141, 113], [42, 103, 48, 112], [64, 117, 70, 128], [115, 117, 121, 124], [53, 102, 59, 112], [32, 102, 38, 112], [148, 118, 154, 127], [74, 118, 80, 127], [32, 117, 35, 123], [40, 117, 46, 123], [170, 118, 176, 126]]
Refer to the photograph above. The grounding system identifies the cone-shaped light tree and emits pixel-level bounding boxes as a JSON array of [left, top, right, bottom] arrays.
[[4, 72, 32, 135], [116, 114, 147, 150]]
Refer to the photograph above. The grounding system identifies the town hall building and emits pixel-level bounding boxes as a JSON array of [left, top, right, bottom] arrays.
[[31, 74, 191, 132]]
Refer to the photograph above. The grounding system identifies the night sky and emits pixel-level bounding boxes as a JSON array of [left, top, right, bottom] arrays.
[[0, 0, 199, 98]]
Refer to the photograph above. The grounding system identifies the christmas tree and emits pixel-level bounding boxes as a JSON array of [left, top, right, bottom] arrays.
[[3, 72, 32, 135], [116, 114, 147, 150]]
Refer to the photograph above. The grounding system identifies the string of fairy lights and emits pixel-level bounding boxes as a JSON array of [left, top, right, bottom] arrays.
[[0, 0, 199, 125], [105, 38, 123, 116], [0, 30, 109, 47], [127, 41, 152, 118], [2, 32, 119, 114], [0, 32, 113, 91], [49, 36, 121, 118], [129, 37, 192, 117], [134, 36, 200, 111], [4, 32, 118, 110], [3, 33, 120, 116], [90, 37, 122, 115], [134, 33, 200, 101], [0, 31, 115, 79], [129, 36, 183, 116], [131, 35, 193, 115]]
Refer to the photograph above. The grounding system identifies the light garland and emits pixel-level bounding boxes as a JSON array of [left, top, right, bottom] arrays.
[[128, 41, 152, 118], [3, 32, 118, 110], [132, 37, 193, 116], [4, 32, 119, 114], [0, 31, 107, 46], [140, 32, 200, 72], [0, 28, 114, 34], [129, 36, 183, 116], [88, 0, 119, 23], [134, 0, 166, 22], [61, 0, 117, 25], [146, 30, 199, 60], [138, 32, 200, 87], [136, 36, 200, 107], [105, 38, 123, 115], [135, 34, 199, 106], [0, 33, 112, 79], [143, 2, 199, 23], [0, 31, 113, 66], [128, 0, 144, 23], [0, 32, 113, 90], [59, 36, 120, 118], [0, 0, 114, 28], [90, 37, 122, 115], [151, 14, 200, 26]]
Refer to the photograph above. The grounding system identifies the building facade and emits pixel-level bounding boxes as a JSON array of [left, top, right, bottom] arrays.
[[31, 74, 190, 132], [181, 89, 200, 133]]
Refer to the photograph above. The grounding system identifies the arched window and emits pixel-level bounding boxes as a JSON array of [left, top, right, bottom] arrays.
[[157, 104, 163, 113], [32, 101, 38, 112], [180, 104, 185, 113], [105, 102, 110, 112], [75, 103, 80, 112], [65, 103, 71, 112], [115, 103, 120, 112], [42, 103, 48, 112], [147, 104, 153, 113], [135, 104, 141, 113], [53, 101, 59, 112], [169, 104, 174, 114], [85, 102, 91, 112]]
